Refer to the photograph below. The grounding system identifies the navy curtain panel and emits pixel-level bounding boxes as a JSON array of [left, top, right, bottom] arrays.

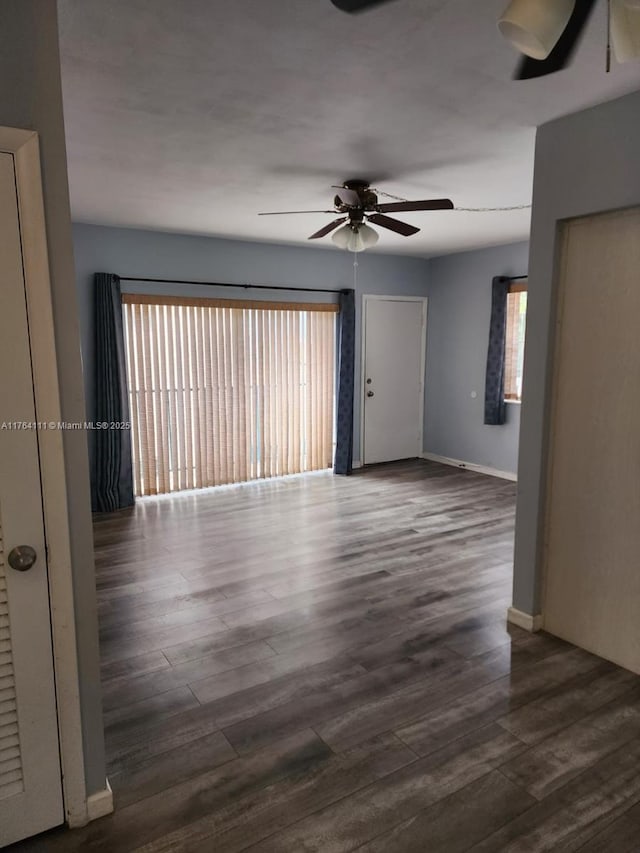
[[334, 288, 356, 475], [94, 273, 135, 511], [484, 276, 510, 426]]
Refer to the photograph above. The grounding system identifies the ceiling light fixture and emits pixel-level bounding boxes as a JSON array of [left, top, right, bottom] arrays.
[[611, 0, 640, 61], [498, 0, 576, 59], [331, 222, 379, 252]]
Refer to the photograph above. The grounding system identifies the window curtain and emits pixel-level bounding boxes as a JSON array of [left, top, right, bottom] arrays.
[[94, 273, 135, 511], [334, 288, 356, 475], [484, 276, 510, 426]]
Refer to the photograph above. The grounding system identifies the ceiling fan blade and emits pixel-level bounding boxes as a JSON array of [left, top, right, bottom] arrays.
[[330, 0, 398, 13], [308, 218, 348, 240], [515, 0, 598, 79], [376, 198, 454, 213], [367, 213, 420, 236], [258, 210, 336, 216], [331, 185, 361, 206]]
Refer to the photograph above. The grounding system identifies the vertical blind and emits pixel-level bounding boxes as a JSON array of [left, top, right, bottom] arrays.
[[122, 295, 337, 496], [505, 285, 528, 401]]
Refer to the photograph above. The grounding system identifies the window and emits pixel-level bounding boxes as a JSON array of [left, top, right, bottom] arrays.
[[504, 282, 527, 402], [122, 295, 337, 496]]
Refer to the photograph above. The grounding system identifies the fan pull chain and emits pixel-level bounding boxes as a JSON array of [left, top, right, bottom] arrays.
[[353, 255, 358, 290]]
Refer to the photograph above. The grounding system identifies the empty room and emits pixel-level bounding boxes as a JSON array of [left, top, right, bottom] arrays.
[[2, 1, 640, 851]]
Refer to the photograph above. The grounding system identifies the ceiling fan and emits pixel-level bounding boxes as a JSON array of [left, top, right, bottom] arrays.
[[330, 0, 640, 79], [259, 180, 454, 251]]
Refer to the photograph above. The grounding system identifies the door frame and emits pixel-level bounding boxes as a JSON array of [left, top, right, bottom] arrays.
[[360, 294, 428, 466], [0, 127, 93, 827], [540, 207, 640, 666]]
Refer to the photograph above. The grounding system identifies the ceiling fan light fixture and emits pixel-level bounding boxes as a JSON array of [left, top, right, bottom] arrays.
[[498, 0, 576, 60], [332, 222, 379, 252], [611, 0, 640, 61]]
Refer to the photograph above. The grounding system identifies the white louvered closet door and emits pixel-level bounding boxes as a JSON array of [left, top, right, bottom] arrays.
[[0, 153, 62, 845]]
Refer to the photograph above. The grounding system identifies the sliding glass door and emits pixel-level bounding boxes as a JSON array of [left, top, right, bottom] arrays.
[[122, 295, 336, 496]]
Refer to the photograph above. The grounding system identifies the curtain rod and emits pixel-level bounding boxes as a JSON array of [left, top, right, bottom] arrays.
[[119, 276, 345, 294]]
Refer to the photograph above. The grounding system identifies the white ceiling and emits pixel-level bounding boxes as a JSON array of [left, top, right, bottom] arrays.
[[57, 0, 640, 257]]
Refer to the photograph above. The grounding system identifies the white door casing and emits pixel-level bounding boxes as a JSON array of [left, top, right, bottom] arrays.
[[361, 296, 427, 465], [0, 152, 63, 845], [543, 207, 640, 674]]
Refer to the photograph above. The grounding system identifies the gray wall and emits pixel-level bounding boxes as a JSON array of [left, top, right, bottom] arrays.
[[73, 223, 433, 468], [0, 2, 105, 796], [424, 241, 529, 475], [513, 89, 640, 617]]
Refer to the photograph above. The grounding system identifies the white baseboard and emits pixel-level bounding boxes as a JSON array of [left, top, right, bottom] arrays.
[[507, 607, 543, 632], [421, 452, 517, 482], [86, 779, 113, 823]]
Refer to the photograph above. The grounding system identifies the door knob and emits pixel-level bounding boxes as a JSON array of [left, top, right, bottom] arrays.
[[7, 545, 37, 572], [367, 390, 374, 397]]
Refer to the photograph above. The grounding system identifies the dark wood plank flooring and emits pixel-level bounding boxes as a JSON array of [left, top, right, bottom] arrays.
[[11, 460, 640, 852]]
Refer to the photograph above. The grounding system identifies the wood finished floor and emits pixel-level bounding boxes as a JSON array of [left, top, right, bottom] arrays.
[[12, 460, 640, 852]]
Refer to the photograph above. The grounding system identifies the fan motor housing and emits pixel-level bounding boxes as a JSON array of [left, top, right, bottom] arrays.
[[335, 180, 379, 212]]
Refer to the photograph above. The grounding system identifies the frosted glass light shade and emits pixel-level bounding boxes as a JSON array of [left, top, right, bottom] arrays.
[[498, 0, 575, 60], [611, 0, 640, 61], [355, 223, 379, 249], [331, 224, 353, 250], [332, 223, 379, 252]]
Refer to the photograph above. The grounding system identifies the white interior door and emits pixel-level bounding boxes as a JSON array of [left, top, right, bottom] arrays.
[[543, 207, 640, 674], [0, 152, 63, 845], [362, 296, 426, 465]]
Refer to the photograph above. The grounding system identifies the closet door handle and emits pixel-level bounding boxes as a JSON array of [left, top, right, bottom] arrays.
[[8, 545, 37, 572]]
